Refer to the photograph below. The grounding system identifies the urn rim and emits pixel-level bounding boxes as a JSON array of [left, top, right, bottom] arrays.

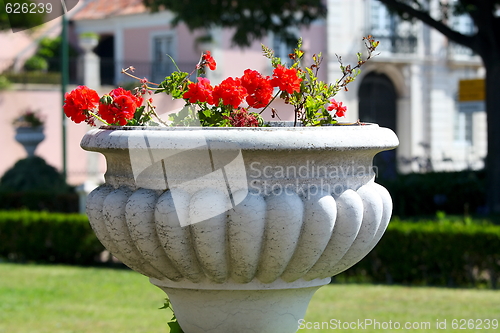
[[80, 123, 399, 153]]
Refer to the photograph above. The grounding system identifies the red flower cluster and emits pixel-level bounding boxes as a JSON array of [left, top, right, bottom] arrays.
[[327, 98, 347, 117], [212, 77, 248, 109], [183, 64, 303, 111], [99, 88, 143, 125], [224, 108, 260, 127], [63, 86, 100, 124], [271, 65, 302, 94], [63, 86, 143, 126], [183, 77, 214, 104], [240, 69, 273, 108], [63, 47, 350, 127]]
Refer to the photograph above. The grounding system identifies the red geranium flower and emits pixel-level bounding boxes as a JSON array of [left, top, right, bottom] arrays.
[[327, 98, 347, 117], [63, 85, 100, 124], [98, 87, 143, 125], [240, 69, 273, 109], [224, 108, 260, 127], [199, 51, 217, 71], [183, 77, 214, 104], [270, 64, 302, 94], [212, 77, 247, 109]]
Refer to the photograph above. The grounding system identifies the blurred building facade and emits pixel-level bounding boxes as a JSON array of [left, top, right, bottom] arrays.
[[0, 0, 486, 186], [326, 0, 485, 176]]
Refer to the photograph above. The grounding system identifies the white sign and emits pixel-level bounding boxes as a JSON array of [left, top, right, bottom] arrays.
[[458, 101, 485, 113]]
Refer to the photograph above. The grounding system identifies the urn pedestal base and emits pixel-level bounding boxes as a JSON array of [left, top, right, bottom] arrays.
[[152, 277, 329, 333]]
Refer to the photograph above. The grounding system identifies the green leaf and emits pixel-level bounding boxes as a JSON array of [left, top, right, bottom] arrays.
[[157, 71, 190, 99], [159, 298, 170, 310], [168, 321, 184, 333]]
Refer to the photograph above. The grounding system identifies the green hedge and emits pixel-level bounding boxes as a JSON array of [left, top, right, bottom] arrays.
[[3, 71, 62, 84], [339, 218, 500, 288], [0, 210, 103, 265], [378, 170, 486, 217], [2, 210, 498, 289], [0, 191, 79, 212]]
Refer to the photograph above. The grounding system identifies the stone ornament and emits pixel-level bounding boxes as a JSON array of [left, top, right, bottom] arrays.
[[82, 124, 398, 333], [14, 126, 45, 157]]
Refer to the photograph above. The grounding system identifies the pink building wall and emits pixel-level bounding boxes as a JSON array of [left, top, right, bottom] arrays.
[[122, 23, 203, 63], [123, 27, 158, 62]]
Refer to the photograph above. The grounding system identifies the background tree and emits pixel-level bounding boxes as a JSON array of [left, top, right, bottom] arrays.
[[376, 0, 500, 213], [143, 0, 326, 47]]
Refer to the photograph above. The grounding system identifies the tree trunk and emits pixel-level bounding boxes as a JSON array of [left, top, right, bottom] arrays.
[[485, 61, 500, 213]]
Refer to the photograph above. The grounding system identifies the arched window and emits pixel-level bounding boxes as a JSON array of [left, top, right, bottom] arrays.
[[358, 72, 398, 178]]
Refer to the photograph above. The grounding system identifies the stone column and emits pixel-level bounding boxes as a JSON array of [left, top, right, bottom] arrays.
[[78, 35, 101, 87]]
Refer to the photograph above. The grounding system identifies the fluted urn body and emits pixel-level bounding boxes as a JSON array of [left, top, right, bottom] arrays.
[[81, 124, 398, 333]]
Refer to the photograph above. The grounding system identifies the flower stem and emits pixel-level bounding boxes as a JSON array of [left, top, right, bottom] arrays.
[[166, 54, 182, 73], [121, 67, 159, 87], [88, 111, 111, 126], [259, 91, 280, 115], [147, 100, 169, 126]]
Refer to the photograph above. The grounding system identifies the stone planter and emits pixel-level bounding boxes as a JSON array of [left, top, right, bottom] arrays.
[[14, 126, 45, 157], [81, 124, 398, 333]]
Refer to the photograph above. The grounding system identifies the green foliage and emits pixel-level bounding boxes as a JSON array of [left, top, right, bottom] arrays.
[[159, 297, 184, 333], [270, 39, 340, 126], [0, 75, 11, 90], [125, 105, 158, 126], [79, 32, 99, 39], [0, 210, 104, 264], [3, 71, 61, 84], [167, 106, 197, 126], [0, 157, 78, 212], [142, 0, 326, 47], [167, 105, 230, 127], [12, 109, 44, 127], [263, 37, 377, 126], [0, 191, 79, 212], [36, 36, 62, 58], [33, 37, 78, 72], [157, 70, 190, 99], [23, 55, 48, 71], [379, 170, 486, 217], [340, 217, 500, 288]]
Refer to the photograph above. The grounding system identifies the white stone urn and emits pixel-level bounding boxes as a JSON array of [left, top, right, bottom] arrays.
[[81, 124, 398, 333], [14, 126, 45, 157]]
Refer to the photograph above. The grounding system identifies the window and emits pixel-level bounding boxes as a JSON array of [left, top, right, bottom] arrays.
[[451, 14, 474, 35], [272, 35, 293, 66], [454, 110, 473, 144], [270, 29, 299, 67], [152, 34, 175, 83], [370, 0, 396, 37], [368, 0, 417, 54], [449, 8, 475, 55]]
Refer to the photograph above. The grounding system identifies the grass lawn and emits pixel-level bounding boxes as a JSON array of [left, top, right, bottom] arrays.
[[0, 263, 499, 333]]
